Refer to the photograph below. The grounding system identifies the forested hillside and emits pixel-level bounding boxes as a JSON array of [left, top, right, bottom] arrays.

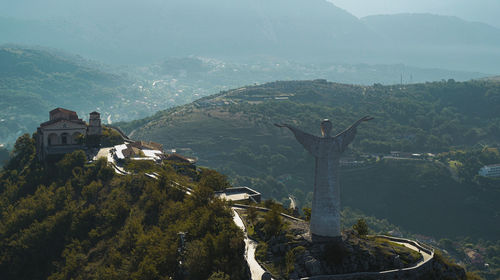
[[0, 47, 136, 145], [2, 46, 487, 149], [0, 134, 247, 279], [121, 79, 500, 240]]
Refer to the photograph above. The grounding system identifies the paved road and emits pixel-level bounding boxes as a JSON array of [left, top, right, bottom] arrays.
[[392, 240, 433, 263], [92, 157, 432, 279], [232, 205, 433, 280], [232, 209, 271, 280], [95, 147, 130, 175], [94, 147, 112, 161]]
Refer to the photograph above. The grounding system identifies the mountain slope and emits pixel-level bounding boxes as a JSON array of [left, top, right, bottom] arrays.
[[0, 47, 129, 144], [2, 46, 489, 147], [363, 13, 500, 46], [0, 0, 377, 64], [1, 1, 499, 72], [0, 46, 176, 145], [360, 13, 500, 72], [120, 79, 500, 241], [0, 136, 247, 279]]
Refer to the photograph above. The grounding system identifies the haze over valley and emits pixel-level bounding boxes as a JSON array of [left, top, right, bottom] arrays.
[[1, 1, 499, 279], [1, 0, 500, 72]]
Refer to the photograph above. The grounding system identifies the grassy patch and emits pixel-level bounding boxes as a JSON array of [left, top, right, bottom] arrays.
[[449, 160, 463, 172]]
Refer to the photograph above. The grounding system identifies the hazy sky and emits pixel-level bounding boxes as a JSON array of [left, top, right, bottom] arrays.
[[329, 0, 500, 28]]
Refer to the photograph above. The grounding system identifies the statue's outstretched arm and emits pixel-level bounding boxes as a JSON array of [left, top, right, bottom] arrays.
[[275, 123, 320, 156], [334, 116, 373, 151]]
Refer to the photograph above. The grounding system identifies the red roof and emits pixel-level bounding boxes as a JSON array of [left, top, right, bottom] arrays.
[[42, 107, 85, 127], [40, 118, 86, 127], [50, 107, 77, 115], [49, 107, 79, 120]]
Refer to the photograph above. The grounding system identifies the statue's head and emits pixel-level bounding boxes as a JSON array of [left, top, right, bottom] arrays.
[[321, 119, 333, 137]]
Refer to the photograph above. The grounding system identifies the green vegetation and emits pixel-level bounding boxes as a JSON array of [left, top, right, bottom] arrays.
[[0, 147, 8, 167], [98, 126, 124, 147], [123, 159, 158, 173], [439, 237, 500, 280], [0, 134, 247, 279], [353, 218, 369, 236], [122, 79, 500, 278], [239, 206, 425, 279], [302, 207, 311, 221], [5, 46, 479, 149], [0, 47, 134, 145], [0, 47, 217, 146], [199, 168, 231, 191], [438, 148, 500, 184], [124, 79, 500, 239]]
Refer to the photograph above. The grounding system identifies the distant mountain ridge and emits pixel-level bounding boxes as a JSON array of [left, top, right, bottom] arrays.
[[1, 45, 489, 147], [0, 47, 133, 145], [1, 1, 499, 72], [363, 13, 500, 46]]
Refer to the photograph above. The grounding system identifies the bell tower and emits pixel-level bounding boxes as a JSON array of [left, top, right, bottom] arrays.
[[88, 111, 102, 136]]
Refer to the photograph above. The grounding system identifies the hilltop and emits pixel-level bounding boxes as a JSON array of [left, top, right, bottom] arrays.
[[0, 134, 248, 279], [0, 132, 479, 280]]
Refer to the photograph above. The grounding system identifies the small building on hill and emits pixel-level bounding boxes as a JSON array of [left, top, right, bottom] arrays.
[[215, 187, 261, 203], [478, 164, 500, 177], [112, 143, 164, 163], [36, 108, 102, 160]]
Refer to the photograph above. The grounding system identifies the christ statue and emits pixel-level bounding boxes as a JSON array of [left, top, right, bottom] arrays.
[[275, 116, 373, 239]]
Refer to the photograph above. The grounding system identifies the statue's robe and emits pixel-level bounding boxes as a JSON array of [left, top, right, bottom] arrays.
[[287, 125, 357, 238]]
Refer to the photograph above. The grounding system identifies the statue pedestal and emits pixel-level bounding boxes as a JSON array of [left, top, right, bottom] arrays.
[[311, 233, 342, 244]]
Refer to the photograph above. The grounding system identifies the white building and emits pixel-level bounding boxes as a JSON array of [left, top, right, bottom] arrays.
[[478, 164, 500, 177]]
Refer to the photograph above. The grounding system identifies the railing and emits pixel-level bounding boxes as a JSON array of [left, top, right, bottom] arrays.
[[301, 235, 434, 280]]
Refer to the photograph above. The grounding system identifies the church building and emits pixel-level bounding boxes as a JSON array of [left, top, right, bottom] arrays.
[[36, 108, 102, 160]]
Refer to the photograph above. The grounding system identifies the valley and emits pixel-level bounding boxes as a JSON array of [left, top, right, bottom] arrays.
[[1, 0, 500, 278], [0, 46, 487, 148]]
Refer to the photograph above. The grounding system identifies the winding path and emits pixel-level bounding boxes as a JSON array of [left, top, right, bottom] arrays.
[[300, 235, 434, 280], [93, 159, 433, 280], [232, 205, 434, 280], [232, 209, 270, 280]]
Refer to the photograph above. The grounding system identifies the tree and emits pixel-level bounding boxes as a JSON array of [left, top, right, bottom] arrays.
[[56, 150, 86, 179], [208, 271, 230, 280], [302, 207, 311, 221], [184, 239, 212, 280], [199, 169, 231, 191], [247, 206, 257, 225], [353, 218, 369, 236], [5, 133, 35, 171], [190, 185, 214, 206], [263, 207, 283, 238], [0, 147, 9, 166]]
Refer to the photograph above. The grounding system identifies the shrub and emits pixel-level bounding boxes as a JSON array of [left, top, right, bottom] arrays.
[[353, 218, 369, 236]]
